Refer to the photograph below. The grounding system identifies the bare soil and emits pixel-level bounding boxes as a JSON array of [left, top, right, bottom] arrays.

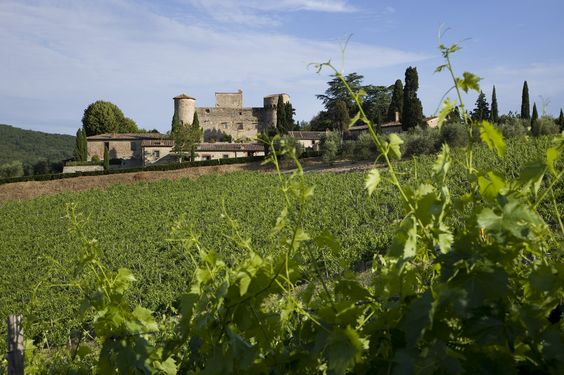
[[0, 158, 374, 203]]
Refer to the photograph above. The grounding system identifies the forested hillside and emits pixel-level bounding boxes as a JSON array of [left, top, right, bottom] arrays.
[[0, 124, 75, 176]]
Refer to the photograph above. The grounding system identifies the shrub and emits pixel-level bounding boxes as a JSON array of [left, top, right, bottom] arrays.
[[500, 118, 529, 139], [320, 131, 340, 163], [401, 127, 440, 158], [439, 122, 468, 148], [0, 161, 24, 178], [281, 135, 304, 159], [535, 117, 560, 136], [353, 132, 379, 161]]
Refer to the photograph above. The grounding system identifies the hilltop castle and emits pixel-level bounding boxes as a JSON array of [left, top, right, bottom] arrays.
[[173, 90, 289, 141]]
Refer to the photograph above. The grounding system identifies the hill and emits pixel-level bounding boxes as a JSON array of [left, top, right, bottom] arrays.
[[0, 123, 75, 168]]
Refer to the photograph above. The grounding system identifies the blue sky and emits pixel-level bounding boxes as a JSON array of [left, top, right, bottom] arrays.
[[1, 0, 563, 135]]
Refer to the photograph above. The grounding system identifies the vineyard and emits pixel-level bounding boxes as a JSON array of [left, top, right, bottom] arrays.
[[0, 133, 562, 372]]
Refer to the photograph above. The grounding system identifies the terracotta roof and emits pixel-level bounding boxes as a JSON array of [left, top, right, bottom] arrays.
[[173, 93, 196, 100], [141, 139, 175, 147], [87, 133, 168, 141], [138, 141, 265, 152], [287, 131, 324, 140], [349, 121, 402, 131], [197, 143, 264, 152]]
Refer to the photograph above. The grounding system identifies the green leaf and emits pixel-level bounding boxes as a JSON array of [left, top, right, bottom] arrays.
[[114, 268, 136, 294], [457, 71, 481, 93], [546, 146, 560, 176], [273, 206, 288, 234], [132, 306, 158, 332], [153, 357, 177, 375], [437, 98, 455, 128], [389, 215, 417, 259], [434, 64, 448, 73], [239, 273, 251, 296], [478, 171, 506, 201], [518, 160, 546, 197], [325, 326, 368, 375], [388, 133, 404, 160], [314, 230, 341, 254], [479, 120, 506, 157], [432, 144, 451, 184], [365, 169, 381, 196]]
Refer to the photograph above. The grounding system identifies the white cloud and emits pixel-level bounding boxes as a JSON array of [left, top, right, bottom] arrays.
[[0, 0, 427, 133]]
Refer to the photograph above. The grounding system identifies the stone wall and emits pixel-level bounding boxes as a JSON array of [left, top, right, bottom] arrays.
[[88, 140, 143, 160], [62, 165, 104, 173], [197, 107, 267, 141], [196, 150, 265, 161], [215, 91, 243, 108]]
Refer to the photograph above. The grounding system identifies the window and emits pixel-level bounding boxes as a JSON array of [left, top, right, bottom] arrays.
[[205, 109, 210, 113], [237, 123, 244, 130], [222, 154, 229, 159], [153, 150, 160, 158], [130, 142, 137, 151], [221, 122, 228, 129], [203, 155, 211, 160]]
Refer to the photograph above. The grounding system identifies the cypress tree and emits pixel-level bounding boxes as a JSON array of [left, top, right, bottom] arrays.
[[558, 109, 564, 131], [491, 86, 499, 123], [73, 128, 88, 161], [531, 102, 539, 136], [521, 81, 530, 119], [276, 95, 287, 132], [387, 79, 403, 122], [471, 91, 490, 121], [284, 102, 295, 133], [103, 146, 109, 171], [402, 67, 424, 131]]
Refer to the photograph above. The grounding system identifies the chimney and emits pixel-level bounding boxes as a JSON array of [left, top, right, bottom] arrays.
[[395, 111, 400, 123]]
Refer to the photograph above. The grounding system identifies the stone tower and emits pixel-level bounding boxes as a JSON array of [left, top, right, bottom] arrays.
[[263, 93, 289, 129], [173, 94, 196, 125]]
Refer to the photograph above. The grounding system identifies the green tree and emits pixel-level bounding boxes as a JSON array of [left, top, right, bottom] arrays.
[[387, 79, 403, 122], [276, 95, 288, 133], [0, 160, 24, 178], [491, 85, 499, 123], [521, 81, 530, 119], [402, 67, 424, 130], [471, 91, 490, 121], [316, 72, 364, 115], [82, 101, 139, 136], [172, 113, 202, 162], [103, 146, 109, 171], [363, 85, 392, 125], [73, 128, 88, 161], [558, 108, 564, 131], [333, 100, 350, 141], [284, 102, 295, 132], [531, 102, 539, 136], [309, 111, 332, 131]]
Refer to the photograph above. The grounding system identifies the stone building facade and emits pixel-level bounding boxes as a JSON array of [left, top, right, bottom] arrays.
[[174, 91, 289, 141]]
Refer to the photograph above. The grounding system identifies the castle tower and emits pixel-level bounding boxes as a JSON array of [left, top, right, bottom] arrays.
[[173, 94, 196, 125], [263, 93, 289, 129]]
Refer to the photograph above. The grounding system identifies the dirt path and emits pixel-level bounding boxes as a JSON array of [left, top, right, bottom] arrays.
[[0, 158, 377, 203], [0, 162, 269, 202]]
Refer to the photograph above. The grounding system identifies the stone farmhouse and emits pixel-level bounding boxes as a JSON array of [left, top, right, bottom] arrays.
[[175, 90, 290, 142], [84, 90, 295, 167]]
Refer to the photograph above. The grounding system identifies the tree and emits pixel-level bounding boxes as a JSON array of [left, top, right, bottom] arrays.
[[521, 81, 530, 119], [558, 109, 564, 131], [491, 86, 499, 123], [309, 111, 332, 131], [471, 91, 490, 121], [531, 102, 539, 136], [333, 100, 350, 142], [0, 161, 24, 178], [172, 112, 202, 162], [363, 85, 392, 125], [103, 146, 109, 171], [316, 72, 364, 115], [82, 101, 139, 136], [387, 79, 403, 122], [276, 95, 287, 133], [73, 128, 88, 161], [284, 102, 295, 132], [402, 67, 424, 130]]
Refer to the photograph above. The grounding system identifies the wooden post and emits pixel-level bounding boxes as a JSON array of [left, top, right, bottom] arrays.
[[7, 315, 24, 375]]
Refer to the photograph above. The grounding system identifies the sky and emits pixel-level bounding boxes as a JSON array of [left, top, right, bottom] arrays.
[[1, 0, 563, 135]]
